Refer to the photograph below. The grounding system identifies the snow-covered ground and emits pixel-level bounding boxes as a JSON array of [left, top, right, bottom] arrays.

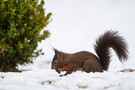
[[0, 61, 135, 90], [1, 0, 135, 90]]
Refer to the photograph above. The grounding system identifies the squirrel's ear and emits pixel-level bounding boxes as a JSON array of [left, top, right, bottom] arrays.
[[52, 48, 60, 56]]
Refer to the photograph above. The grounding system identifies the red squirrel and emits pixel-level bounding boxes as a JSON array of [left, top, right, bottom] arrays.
[[51, 30, 128, 76]]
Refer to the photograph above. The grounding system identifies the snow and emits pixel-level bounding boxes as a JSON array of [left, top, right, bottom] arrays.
[[1, 0, 135, 90], [1, 65, 135, 90]]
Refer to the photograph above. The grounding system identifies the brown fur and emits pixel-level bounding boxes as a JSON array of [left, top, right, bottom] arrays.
[[51, 30, 128, 76]]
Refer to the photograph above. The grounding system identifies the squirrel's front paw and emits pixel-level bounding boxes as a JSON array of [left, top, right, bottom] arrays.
[[57, 68, 63, 71], [56, 69, 61, 74]]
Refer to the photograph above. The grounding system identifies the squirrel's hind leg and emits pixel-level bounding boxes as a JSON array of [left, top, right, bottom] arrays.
[[83, 59, 103, 73]]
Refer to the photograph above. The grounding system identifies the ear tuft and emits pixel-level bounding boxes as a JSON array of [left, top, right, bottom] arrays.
[[52, 47, 59, 55]]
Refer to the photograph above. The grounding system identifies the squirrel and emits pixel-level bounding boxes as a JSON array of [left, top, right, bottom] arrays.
[[51, 30, 128, 76]]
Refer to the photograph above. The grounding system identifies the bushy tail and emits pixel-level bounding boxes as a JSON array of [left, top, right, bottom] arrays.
[[94, 30, 128, 70]]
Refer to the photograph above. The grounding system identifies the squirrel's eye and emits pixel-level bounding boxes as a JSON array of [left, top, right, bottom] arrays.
[[54, 61, 58, 65]]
